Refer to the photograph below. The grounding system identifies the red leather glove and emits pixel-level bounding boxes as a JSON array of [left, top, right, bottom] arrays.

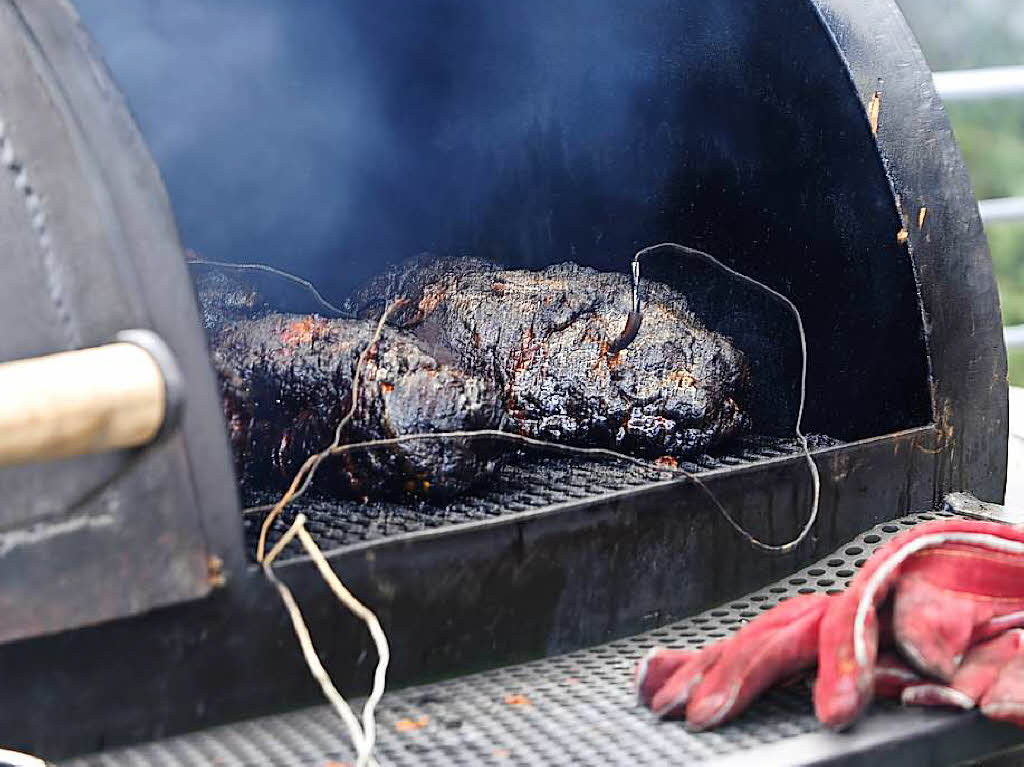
[[815, 519, 1024, 728], [637, 593, 829, 727], [872, 651, 926, 699], [896, 628, 1024, 724], [636, 519, 1024, 731]]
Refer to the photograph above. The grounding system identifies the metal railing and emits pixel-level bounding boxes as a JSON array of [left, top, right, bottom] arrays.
[[933, 65, 1024, 102], [933, 65, 1024, 227], [932, 66, 1024, 347], [979, 197, 1024, 224]]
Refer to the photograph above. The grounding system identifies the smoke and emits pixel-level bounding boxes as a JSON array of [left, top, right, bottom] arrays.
[[72, 0, 935, 441], [72, 0, 668, 301], [73, 0, 383, 296]]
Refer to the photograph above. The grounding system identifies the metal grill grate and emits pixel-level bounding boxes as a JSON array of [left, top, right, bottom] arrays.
[[67, 509, 985, 767], [243, 435, 836, 561]]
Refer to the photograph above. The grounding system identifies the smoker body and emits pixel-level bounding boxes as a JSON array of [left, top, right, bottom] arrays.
[[0, 0, 1007, 759]]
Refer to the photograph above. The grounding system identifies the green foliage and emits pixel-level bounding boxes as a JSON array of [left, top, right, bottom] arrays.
[[1008, 347, 1024, 384], [947, 103, 1024, 199], [898, 0, 1024, 71], [990, 223, 1024, 325], [899, 0, 1024, 379]]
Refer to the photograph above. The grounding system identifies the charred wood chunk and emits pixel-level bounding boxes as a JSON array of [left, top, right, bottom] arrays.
[[211, 313, 504, 502], [348, 257, 750, 457]]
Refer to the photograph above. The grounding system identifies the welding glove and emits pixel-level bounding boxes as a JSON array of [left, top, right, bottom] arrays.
[[636, 518, 1024, 731], [815, 518, 1024, 729], [872, 651, 927, 699], [870, 627, 1024, 726], [636, 592, 830, 728], [896, 629, 1024, 715]]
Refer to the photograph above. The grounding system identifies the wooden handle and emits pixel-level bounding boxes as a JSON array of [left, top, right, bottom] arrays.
[[0, 341, 169, 466]]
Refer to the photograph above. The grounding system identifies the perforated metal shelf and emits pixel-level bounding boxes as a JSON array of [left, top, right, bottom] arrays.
[[66, 509, 1024, 767], [243, 434, 837, 561]]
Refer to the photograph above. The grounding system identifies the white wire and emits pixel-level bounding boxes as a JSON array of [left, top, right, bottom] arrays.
[[190, 258, 349, 317], [250, 243, 819, 554], [249, 243, 822, 761], [264, 514, 389, 767], [633, 243, 820, 553], [295, 523, 390, 763], [256, 302, 402, 561]]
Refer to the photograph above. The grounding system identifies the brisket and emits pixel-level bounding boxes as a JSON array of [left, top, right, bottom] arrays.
[[347, 257, 750, 457], [209, 312, 504, 502]]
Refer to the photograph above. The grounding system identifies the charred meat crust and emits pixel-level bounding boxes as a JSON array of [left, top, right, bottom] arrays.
[[347, 257, 750, 457], [209, 312, 504, 502]]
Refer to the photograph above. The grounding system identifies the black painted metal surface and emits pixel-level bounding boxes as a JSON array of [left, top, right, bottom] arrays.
[[0, 1, 240, 643], [64, 511, 1024, 766], [76, 0, 934, 443], [0, 426, 961, 760], [816, 0, 1008, 509], [0, 0, 1006, 759], [248, 437, 831, 559]]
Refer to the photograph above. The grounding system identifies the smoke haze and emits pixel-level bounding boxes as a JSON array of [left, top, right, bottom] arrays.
[[72, 0, 662, 300]]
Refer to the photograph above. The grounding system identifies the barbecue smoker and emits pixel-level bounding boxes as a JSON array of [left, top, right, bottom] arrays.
[[0, 0, 1008, 762]]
